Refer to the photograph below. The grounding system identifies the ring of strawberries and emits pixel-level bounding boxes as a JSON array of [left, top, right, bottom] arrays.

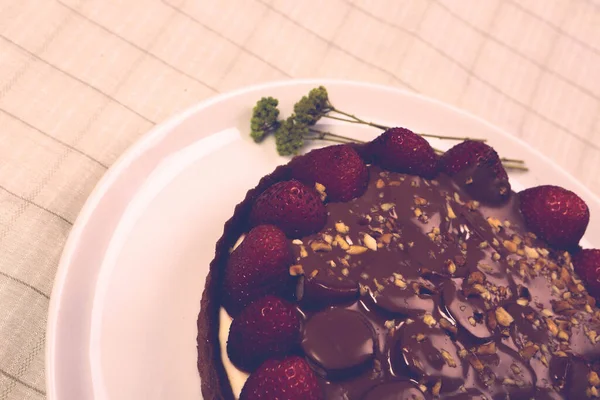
[[219, 128, 595, 400]]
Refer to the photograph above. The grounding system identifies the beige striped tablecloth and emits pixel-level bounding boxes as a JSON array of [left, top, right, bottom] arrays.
[[1, 1, 599, 398]]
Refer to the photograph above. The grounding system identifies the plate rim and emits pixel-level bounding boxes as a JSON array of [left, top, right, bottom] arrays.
[[45, 78, 600, 398]]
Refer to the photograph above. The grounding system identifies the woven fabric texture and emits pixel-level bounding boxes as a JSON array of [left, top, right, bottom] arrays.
[[0, 0, 599, 398]]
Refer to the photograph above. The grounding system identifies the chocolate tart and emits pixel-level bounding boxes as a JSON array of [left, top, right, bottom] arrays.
[[197, 144, 600, 400]]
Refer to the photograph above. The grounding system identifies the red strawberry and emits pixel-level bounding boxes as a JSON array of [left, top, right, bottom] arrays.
[[519, 185, 589, 249], [290, 144, 369, 202], [227, 296, 301, 371], [440, 140, 511, 204], [573, 249, 600, 299], [440, 140, 507, 179], [223, 225, 294, 316], [249, 179, 327, 238], [240, 356, 323, 400], [368, 127, 438, 178]]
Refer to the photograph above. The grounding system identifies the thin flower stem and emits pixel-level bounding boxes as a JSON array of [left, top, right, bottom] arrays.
[[304, 137, 357, 145], [329, 108, 389, 130], [324, 114, 485, 142], [419, 133, 487, 142], [307, 128, 366, 144], [501, 157, 525, 164], [309, 97, 525, 167], [304, 135, 355, 144], [503, 164, 529, 171], [322, 114, 364, 124], [324, 133, 366, 144]]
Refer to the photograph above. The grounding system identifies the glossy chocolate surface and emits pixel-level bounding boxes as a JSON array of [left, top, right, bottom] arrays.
[[302, 308, 375, 379], [290, 166, 600, 399]]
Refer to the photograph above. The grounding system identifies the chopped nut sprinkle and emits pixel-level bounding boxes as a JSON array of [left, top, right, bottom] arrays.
[[393, 275, 407, 288], [440, 349, 457, 367], [503, 240, 518, 253], [423, 313, 437, 327], [335, 235, 350, 250], [589, 371, 600, 387], [516, 298, 529, 307], [289, 264, 304, 276], [315, 182, 327, 201], [487, 217, 502, 230], [414, 196, 428, 206], [335, 222, 350, 234], [310, 240, 332, 252], [446, 260, 457, 274], [524, 246, 539, 259], [432, 380, 442, 396], [495, 307, 514, 327], [363, 233, 378, 251], [347, 245, 368, 255], [477, 342, 497, 355], [558, 330, 570, 341], [381, 233, 392, 244], [380, 203, 395, 211], [299, 245, 308, 258], [446, 203, 457, 219]]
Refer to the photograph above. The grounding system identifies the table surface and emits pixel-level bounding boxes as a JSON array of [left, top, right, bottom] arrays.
[[1, 0, 599, 399]]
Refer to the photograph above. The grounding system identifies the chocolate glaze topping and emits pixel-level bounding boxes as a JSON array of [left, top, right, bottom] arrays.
[[289, 166, 600, 399], [302, 308, 375, 380]]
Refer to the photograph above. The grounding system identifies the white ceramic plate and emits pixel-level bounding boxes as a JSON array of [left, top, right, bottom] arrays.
[[46, 79, 600, 400]]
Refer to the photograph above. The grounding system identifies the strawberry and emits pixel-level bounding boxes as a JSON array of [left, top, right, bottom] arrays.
[[223, 225, 294, 316], [519, 185, 589, 249], [440, 140, 511, 204], [290, 144, 369, 202], [227, 296, 301, 371], [440, 140, 507, 179], [240, 356, 323, 400], [368, 127, 438, 178], [573, 249, 600, 299], [249, 179, 327, 238]]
